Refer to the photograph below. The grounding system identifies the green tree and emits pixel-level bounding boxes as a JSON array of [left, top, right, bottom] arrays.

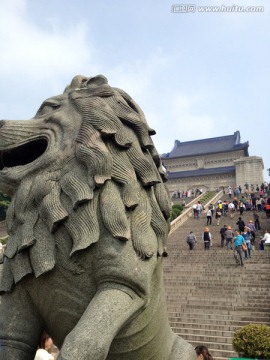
[[233, 323, 270, 359]]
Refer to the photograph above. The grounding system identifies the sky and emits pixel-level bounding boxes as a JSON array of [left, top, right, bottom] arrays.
[[0, 0, 269, 180]]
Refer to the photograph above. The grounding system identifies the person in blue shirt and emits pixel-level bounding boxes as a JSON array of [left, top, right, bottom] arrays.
[[234, 229, 246, 266], [242, 226, 252, 259]]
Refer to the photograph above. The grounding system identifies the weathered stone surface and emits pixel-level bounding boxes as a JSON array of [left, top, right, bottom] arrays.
[[0, 75, 196, 359]]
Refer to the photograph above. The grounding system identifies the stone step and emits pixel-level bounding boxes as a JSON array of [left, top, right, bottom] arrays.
[[164, 254, 270, 260], [164, 257, 270, 264], [164, 282, 269, 290], [166, 274, 269, 279], [165, 276, 270, 282], [170, 321, 241, 331], [177, 332, 234, 349], [168, 310, 270, 319], [164, 257, 269, 263], [164, 279, 270, 286], [165, 273, 270, 279], [167, 298, 270, 307], [166, 293, 270, 300], [172, 326, 234, 337], [167, 258, 266, 262], [168, 298, 270, 308], [166, 278, 255, 283], [166, 295, 270, 302], [165, 288, 270, 297], [167, 310, 270, 321], [169, 320, 270, 331], [164, 259, 270, 265]]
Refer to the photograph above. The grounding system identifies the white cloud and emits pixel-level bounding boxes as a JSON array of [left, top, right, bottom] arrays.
[[145, 92, 216, 155], [106, 58, 217, 155], [0, 0, 97, 86], [0, 0, 101, 119], [107, 48, 168, 101]]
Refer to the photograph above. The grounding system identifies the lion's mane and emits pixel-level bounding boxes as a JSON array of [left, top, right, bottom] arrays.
[[0, 75, 172, 294]]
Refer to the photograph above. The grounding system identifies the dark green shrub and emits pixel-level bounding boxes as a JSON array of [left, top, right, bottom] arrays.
[[172, 204, 183, 211], [170, 209, 180, 221], [0, 192, 11, 202], [0, 192, 11, 221], [0, 236, 8, 245], [0, 204, 8, 221], [233, 323, 270, 359], [200, 191, 216, 205], [170, 205, 183, 221], [170, 210, 176, 221]]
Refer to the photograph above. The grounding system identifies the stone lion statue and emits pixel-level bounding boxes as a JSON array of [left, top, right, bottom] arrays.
[[0, 75, 196, 360]]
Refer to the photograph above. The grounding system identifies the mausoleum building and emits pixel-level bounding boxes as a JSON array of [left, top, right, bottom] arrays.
[[161, 131, 264, 193]]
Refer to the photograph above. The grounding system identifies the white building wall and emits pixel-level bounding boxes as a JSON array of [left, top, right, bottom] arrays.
[[167, 173, 236, 193], [165, 150, 245, 173], [234, 156, 264, 188]]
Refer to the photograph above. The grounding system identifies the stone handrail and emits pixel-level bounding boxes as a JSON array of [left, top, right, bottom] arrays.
[[169, 190, 223, 235]]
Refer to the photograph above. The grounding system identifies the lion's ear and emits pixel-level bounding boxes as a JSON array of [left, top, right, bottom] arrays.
[[86, 75, 108, 87], [64, 75, 108, 93]]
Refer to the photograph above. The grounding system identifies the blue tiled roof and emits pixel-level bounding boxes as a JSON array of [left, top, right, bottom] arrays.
[[161, 131, 249, 158], [167, 166, 235, 179]]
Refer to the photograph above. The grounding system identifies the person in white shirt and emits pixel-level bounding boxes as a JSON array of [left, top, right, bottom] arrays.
[[261, 230, 270, 246], [196, 201, 203, 220], [228, 202, 235, 218], [34, 349, 54, 360], [206, 209, 212, 225]]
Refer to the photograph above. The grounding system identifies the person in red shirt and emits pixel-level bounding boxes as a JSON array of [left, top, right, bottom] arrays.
[[264, 203, 270, 218]]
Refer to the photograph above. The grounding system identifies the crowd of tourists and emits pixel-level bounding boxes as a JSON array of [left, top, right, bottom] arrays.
[[172, 182, 270, 202], [187, 220, 270, 266], [186, 184, 270, 267], [172, 188, 204, 199], [222, 182, 270, 198], [192, 188, 270, 225]]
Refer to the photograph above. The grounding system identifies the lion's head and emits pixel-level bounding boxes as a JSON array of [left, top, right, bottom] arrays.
[[0, 75, 171, 293]]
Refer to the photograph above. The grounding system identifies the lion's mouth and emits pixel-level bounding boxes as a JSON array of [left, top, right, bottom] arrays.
[[0, 138, 48, 170]]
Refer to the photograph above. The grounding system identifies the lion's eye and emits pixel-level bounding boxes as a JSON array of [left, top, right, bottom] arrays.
[[37, 103, 60, 116]]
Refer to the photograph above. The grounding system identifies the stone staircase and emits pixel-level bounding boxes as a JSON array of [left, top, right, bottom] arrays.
[[164, 195, 270, 360]]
